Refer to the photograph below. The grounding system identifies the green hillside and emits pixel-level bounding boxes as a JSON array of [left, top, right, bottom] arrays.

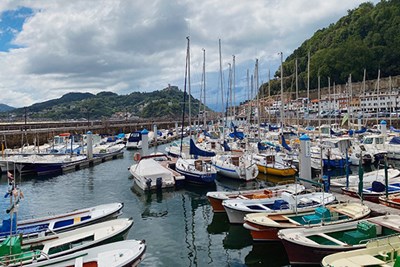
[[262, 0, 400, 95], [3, 86, 208, 121]]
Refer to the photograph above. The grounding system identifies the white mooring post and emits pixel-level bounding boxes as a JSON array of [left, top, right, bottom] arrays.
[[153, 124, 158, 142], [86, 131, 93, 160], [380, 120, 387, 142], [141, 129, 149, 157], [175, 122, 179, 137], [299, 134, 312, 189]]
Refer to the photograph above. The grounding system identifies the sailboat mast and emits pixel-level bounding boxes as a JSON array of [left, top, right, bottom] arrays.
[[255, 59, 260, 138], [318, 72, 321, 129], [362, 69, 366, 125], [295, 58, 299, 129], [219, 39, 224, 126], [307, 51, 310, 127], [202, 48, 207, 128], [180, 37, 190, 156], [232, 55, 236, 121], [188, 37, 192, 140], [280, 52, 284, 133], [247, 69, 251, 123], [376, 69, 380, 124], [328, 77, 331, 126]]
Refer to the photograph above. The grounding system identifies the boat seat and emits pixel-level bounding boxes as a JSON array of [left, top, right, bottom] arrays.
[[342, 221, 376, 245]]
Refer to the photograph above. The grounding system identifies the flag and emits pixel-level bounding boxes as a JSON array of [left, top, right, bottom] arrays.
[[7, 171, 14, 180]]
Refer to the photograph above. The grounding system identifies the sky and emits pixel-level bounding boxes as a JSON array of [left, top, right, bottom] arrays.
[[0, 0, 380, 111]]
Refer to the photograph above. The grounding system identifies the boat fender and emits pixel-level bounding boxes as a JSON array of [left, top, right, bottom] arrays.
[[156, 177, 162, 190], [146, 179, 152, 190], [134, 152, 141, 161]]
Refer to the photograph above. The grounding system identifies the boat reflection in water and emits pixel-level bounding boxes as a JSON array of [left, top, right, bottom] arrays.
[[245, 242, 289, 267], [223, 224, 253, 250], [207, 213, 229, 234]]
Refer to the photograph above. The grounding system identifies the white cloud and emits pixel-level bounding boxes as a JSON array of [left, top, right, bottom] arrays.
[[0, 0, 379, 109]]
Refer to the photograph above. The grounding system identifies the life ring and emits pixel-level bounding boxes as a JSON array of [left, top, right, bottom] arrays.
[[134, 153, 141, 161]]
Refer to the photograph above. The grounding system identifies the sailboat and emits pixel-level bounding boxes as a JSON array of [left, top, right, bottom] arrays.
[[174, 37, 217, 186]]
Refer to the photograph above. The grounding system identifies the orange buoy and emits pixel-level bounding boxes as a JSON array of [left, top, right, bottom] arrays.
[[134, 152, 141, 161]]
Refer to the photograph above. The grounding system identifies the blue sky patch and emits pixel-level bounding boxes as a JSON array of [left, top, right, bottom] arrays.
[[0, 7, 34, 52]]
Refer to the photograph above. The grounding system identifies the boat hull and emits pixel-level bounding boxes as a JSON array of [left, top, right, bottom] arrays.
[[257, 165, 296, 177], [280, 237, 356, 265], [207, 196, 225, 213], [341, 188, 380, 203], [243, 221, 280, 241], [175, 167, 216, 186]]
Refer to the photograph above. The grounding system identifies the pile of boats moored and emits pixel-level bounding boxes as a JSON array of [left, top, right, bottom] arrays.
[[0, 180, 146, 267]]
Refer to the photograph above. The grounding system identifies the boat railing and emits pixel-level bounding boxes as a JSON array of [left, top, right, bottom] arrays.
[[0, 249, 47, 265], [362, 233, 400, 245]]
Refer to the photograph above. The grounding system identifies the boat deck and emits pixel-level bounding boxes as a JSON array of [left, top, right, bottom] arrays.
[[159, 158, 185, 182], [333, 191, 400, 216]]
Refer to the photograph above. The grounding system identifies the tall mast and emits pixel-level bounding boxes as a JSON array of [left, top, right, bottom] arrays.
[[318, 71, 321, 129], [255, 59, 260, 138], [268, 68, 271, 124], [295, 58, 299, 128], [280, 52, 284, 133], [180, 37, 190, 156], [227, 63, 232, 124], [328, 77, 331, 126], [247, 69, 251, 123], [376, 69, 380, 124], [202, 48, 206, 128], [362, 69, 366, 118], [307, 51, 310, 127], [232, 55, 236, 121], [219, 39, 224, 125], [187, 36, 192, 140]]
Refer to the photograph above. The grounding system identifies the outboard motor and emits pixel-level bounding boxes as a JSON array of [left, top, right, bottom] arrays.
[[146, 179, 152, 190], [156, 177, 163, 191]]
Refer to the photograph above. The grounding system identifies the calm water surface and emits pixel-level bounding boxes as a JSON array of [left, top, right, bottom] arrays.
[[3, 142, 385, 266]]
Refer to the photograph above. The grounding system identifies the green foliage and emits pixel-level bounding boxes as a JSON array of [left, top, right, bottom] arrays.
[[261, 0, 400, 95], [4, 86, 207, 120]]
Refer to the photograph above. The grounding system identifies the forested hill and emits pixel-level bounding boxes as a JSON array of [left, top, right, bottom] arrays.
[[262, 0, 400, 96], [2, 86, 209, 121]]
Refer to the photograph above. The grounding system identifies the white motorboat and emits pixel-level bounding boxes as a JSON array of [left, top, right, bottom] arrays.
[[222, 191, 336, 224], [330, 168, 400, 187], [25, 239, 146, 267], [129, 155, 177, 191], [212, 153, 258, 181]]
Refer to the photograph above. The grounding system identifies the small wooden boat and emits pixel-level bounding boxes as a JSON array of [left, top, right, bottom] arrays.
[[0, 218, 133, 266], [278, 215, 400, 265], [26, 239, 146, 267], [0, 202, 124, 240], [222, 191, 336, 224], [206, 183, 305, 213], [341, 181, 400, 203], [330, 168, 400, 187], [243, 202, 370, 241], [322, 235, 400, 267]]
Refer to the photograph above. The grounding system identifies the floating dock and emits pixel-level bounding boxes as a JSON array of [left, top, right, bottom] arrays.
[[62, 150, 124, 173]]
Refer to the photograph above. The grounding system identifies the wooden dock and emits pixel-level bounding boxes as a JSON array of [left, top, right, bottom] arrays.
[[62, 150, 124, 173]]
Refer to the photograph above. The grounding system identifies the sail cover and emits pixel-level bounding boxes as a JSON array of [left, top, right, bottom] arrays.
[[189, 139, 216, 157]]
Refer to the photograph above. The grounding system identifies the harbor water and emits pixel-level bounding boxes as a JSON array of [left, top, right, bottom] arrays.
[[1, 141, 389, 267]]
